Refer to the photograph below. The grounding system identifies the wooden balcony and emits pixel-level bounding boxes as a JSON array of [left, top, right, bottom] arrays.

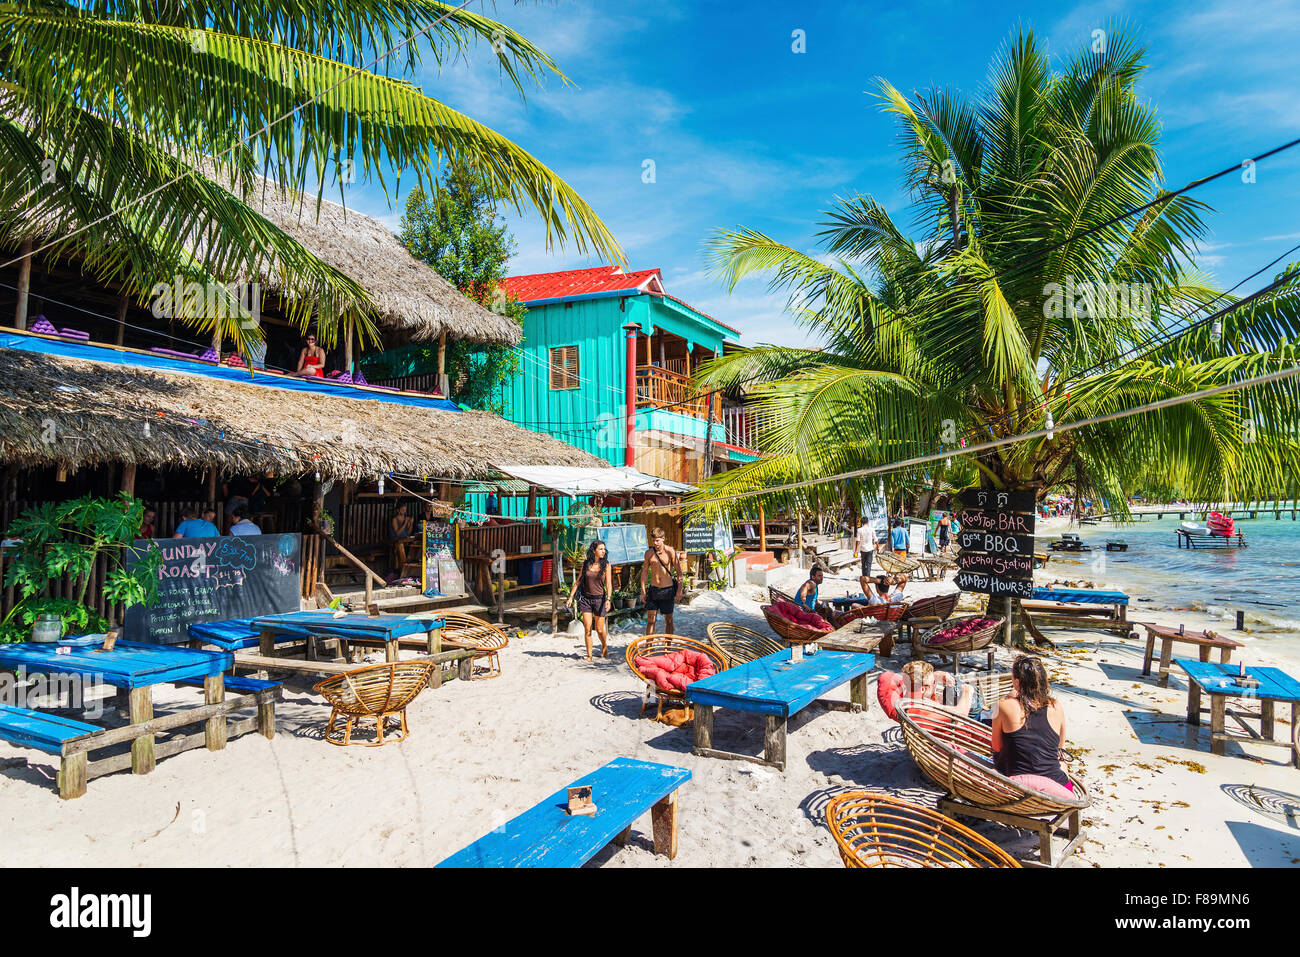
[[635, 364, 714, 419]]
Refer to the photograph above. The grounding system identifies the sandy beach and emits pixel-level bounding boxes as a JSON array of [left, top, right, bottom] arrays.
[[2, 540, 1298, 868]]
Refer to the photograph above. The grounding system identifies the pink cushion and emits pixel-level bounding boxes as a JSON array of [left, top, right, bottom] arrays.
[[1009, 773, 1075, 799], [636, 649, 716, 692], [773, 600, 832, 633], [929, 617, 999, 644]]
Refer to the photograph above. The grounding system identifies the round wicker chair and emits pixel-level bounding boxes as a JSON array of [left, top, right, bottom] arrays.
[[625, 634, 728, 721], [914, 614, 1005, 674], [826, 791, 1021, 868], [761, 604, 833, 643], [897, 592, 961, 643], [828, 600, 909, 630], [436, 611, 510, 679], [876, 551, 920, 576], [313, 660, 436, 747], [896, 699, 1090, 818], [705, 621, 785, 666]]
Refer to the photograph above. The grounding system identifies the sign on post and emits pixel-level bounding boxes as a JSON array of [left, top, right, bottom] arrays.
[[953, 488, 1036, 597]]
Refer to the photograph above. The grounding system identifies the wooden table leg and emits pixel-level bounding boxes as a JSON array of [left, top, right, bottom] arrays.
[[850, 672, 869, 712], [693, 704, 714, 752], [1142, 631, 1156, 675], [385, 638, 399, 664], [58, 751, 88, 800], [1261, 699, 1275, 740], [1210, 694, 1226, 756], [129, 686, 155, 774], [204, 673, 227, 751], [1187, 680, 1201, 726], [1157, 638, 1175, 688], [1291, 702, 1299, 768], [1221, 648, 1232, 666], [259, 627, 274, 657], [764, 715, 787, 771], [613, 825, 633, 848], [1198, 646, 1211, 663], [651, 789, 679, 859]]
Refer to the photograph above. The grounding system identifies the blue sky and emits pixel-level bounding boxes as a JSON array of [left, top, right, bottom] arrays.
[[346, 0, 1300, 347]]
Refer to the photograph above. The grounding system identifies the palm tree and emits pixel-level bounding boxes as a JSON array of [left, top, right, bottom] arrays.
[[695, 27, 1300, 522], [0, 0, 620, 351]]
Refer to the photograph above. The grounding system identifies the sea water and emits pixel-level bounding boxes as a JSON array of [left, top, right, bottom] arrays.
[[1038, 516, 1300, 664]]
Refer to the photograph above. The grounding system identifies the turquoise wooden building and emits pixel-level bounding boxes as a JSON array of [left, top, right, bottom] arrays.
[[499, 266, 759, 487]]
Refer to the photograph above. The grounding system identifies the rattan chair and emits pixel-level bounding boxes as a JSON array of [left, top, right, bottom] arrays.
[[896, 699, 1089, 866], [828, 600, 909, 630], [706, 621, 785, 666], [826, 791, 1021, 868], [876, 551, 921, 576], [913, 614, 1005, 675], [767, 585, 797, 605], [436, 611, 510, 679], [313, 660, 436, 747], [761, 604, 833, 643], [626, 634, 728, 721], [898, 592, 960, 644]]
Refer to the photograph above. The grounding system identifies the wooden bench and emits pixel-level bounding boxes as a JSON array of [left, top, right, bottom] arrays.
[[0, 705, 102, 799], [1138, 623, 1244, 687], [436, 757, 691, 867]]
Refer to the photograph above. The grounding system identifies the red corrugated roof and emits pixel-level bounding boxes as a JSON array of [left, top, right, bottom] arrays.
[[501, 265, 663, 303], [501, 265, 740, 336]]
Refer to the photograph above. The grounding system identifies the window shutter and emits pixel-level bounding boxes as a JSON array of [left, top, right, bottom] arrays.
[[549, 346, 579, 389]]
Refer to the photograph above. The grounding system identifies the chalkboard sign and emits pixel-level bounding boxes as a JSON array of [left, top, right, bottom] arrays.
[[422, 520, 466, 598], [124, 534, 302, 645], [954, 487, 1035, 597], [577, 523, 649, 566], [683, 517, 735, 554]]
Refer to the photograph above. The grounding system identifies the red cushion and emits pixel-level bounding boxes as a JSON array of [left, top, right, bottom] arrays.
[[773, 600, 832, 633], [636, 648, 717, 692]]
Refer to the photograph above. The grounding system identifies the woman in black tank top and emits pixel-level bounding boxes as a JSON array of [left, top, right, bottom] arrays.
[[991, 655, 1071, 789]]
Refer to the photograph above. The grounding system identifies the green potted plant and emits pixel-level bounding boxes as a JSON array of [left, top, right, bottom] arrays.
[[1, 494, 162, 644]]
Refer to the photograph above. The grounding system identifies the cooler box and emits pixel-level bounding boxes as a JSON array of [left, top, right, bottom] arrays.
[[518, 557, 554, 586]]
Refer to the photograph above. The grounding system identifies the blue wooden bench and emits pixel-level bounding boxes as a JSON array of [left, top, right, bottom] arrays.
[[0, 704, 100, 799], [436, 757, 691, 867]]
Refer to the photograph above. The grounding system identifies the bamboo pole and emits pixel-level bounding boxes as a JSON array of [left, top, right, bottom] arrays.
[[759, 503, 766, 554]]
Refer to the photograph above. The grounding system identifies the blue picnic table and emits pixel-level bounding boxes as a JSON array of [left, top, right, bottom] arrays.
[[436, 757, 691, 867], [1175, 659, 1300, 768], [250, 611, 445, 663], [0, 637, 277, 796], [685, 648, 875, 771]]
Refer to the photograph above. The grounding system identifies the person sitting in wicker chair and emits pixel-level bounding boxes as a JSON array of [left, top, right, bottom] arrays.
[[794, 566, 824, 613], [992, 655, 1074, 792]]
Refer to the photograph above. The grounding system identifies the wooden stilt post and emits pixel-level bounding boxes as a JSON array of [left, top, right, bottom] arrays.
[[437, 330, 448, 397], [121, 463, 137, 498], [114, 295, 128, 346], [759, 503, 767, 554], [344, 317, 354, 374], [13, 239, 33, 330]]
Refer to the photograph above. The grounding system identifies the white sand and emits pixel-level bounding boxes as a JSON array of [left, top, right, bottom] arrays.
[[1, 557, 1297, 867]]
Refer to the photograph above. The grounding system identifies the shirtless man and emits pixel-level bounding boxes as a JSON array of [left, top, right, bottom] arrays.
[[640, 526, 681, 635]]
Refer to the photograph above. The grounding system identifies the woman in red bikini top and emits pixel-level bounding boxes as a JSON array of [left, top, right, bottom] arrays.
[[296, 334, 326, 378]]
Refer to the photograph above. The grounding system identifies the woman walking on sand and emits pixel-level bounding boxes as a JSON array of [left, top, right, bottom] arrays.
[[566, 540, 612, 660]]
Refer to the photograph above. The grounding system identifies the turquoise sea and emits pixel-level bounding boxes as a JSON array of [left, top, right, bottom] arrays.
[[1038, 516, 1300, 665]]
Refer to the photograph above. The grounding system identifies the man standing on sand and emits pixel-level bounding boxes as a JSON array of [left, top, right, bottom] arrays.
[[640, 526, 681, 635], [890, 518, 909, 556], [855, 517, 878, 579]]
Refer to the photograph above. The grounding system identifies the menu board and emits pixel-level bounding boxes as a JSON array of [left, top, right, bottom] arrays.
[[423, 520, 466, 598], [577, 523, 649, 565], [683, 516, 735, 554], [954, 488, 1036, 598], [124, 534, 302, 644]]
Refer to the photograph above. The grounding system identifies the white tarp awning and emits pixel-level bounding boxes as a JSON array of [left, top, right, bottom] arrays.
[[496, 465, 694, 499]]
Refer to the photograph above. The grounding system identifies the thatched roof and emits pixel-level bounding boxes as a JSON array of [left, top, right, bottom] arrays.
[[0, 346, 601, 480], [244, 177, 523, 347]]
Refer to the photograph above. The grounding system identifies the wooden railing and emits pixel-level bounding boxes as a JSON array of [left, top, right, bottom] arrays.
[[721, 405, 764, 451], [368, 373, 444, 396], [636, 365, 714, 419], [457, 521, 545, 560]]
